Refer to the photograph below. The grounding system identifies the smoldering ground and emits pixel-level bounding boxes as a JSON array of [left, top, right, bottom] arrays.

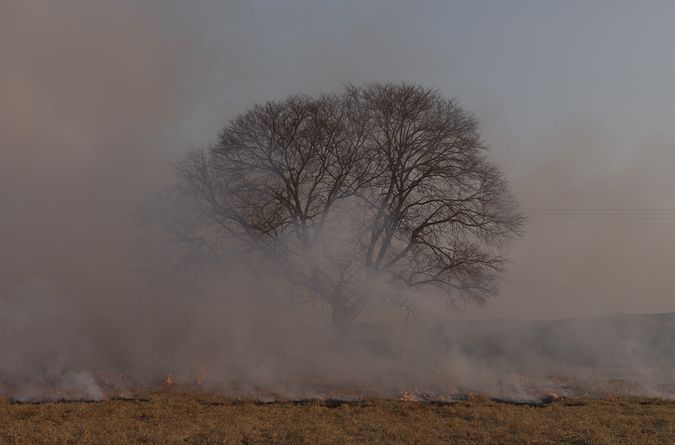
[[1, 1, 674, 402], [2, 273, 674, 401]]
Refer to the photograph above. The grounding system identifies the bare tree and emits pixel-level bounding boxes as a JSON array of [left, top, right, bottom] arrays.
[[148, 82, 524, 334]]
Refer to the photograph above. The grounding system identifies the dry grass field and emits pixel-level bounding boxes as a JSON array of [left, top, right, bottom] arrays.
[[1, 389, 673, 445]]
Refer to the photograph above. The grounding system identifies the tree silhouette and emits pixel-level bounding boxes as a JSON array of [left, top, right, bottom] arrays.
[[149, 82, 524, 334]]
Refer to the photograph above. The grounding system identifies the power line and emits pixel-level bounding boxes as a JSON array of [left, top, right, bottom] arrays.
[[528, 216, 675, 220], [524, 208, 675, 212], [529, 213, 675, 216], [523, 208, 675, 221]]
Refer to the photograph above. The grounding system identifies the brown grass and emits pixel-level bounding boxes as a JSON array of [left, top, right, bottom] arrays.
[[1, 390, 673, 444]]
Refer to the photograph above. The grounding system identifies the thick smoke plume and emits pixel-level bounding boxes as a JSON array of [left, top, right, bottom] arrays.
[[1, 2, 673, 402]]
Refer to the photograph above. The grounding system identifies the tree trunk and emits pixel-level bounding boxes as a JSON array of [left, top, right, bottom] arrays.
[[330, 302, 357, 337]]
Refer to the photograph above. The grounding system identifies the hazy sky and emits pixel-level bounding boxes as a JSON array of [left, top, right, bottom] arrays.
[[2, 1, 675, 320]]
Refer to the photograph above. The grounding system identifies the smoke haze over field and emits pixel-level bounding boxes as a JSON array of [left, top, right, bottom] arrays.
[[1, 1, 674, 399]]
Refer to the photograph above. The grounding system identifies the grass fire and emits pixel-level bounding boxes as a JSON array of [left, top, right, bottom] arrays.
[[1, 1, 675, 444]]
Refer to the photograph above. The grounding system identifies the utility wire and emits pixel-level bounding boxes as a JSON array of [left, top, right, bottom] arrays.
[[530, 214, 675, 216], [528, 216, 675, 220], [524, 208, 675, 212], [522, 208, 675, 221]]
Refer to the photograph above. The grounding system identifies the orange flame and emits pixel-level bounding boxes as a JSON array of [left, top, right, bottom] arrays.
[[193, 364, 208, 385]]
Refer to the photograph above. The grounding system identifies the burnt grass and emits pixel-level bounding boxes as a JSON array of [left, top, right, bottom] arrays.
[[1, 390, 674, 444]]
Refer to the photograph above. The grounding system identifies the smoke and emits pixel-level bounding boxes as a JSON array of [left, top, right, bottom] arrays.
[[0, 0, 193, 400], [1, 2, 674, 402], [480, 117, 675, 320]]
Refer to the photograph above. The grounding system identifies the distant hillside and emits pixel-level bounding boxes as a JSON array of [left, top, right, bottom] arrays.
[[445, 312, 675, 368], [354, 312, 675, 369]]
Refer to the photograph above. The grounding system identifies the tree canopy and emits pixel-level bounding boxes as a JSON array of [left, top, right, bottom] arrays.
[[149, 82, 524, 333]]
